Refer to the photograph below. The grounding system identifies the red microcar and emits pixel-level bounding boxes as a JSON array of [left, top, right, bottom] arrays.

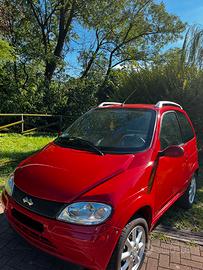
[[1, 101, 199, 270]]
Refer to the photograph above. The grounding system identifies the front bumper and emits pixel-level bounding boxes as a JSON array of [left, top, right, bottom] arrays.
[[1, 190, 121, 270]]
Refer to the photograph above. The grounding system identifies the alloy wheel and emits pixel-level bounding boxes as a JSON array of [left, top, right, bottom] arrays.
[[120, 225, 146, 270]]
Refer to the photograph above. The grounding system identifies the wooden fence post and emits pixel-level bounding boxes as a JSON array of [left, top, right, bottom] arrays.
[[21, 114, 24, 133]]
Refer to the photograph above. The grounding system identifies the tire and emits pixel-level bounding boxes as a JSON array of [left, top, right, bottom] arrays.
[[178, 175, 197, 209], [107, 218, 148, 270]]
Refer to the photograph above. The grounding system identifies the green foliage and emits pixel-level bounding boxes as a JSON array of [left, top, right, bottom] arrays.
[[0, 39, 15, 63], [61, 78, 98, 123], [0, 0, 191, 123], [80, 0, 185, 84], [182, 25, 203, 68]]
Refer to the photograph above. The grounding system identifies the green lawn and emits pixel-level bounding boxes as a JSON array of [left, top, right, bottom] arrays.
[[0, 133, 54, 192], [0, 133, 202, 232]]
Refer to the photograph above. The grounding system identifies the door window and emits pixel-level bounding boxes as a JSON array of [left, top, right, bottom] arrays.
[[160, 112, 182, 150], [176, 111, 194, 143]]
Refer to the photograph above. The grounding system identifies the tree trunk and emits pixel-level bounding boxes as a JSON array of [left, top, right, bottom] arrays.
[[44, 1, 75, 83]]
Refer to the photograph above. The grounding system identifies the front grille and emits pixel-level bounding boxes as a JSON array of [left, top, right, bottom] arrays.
[[12, 208, 44, 233], [12, 185, 65, 219]]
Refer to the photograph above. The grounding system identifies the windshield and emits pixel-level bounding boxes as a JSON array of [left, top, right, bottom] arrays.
[[56, 108, 156, 154]]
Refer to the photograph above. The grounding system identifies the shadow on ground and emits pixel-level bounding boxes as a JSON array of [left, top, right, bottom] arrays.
[[0, 213, 82, 270]]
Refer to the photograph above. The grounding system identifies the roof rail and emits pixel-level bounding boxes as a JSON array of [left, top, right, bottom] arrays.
[[98, 102, 122, 107], [155, 101, 182, 109]]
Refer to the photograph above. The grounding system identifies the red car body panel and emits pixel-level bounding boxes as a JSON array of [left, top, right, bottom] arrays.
[[14, 144, 134, 202], [1, 104, 199, 270]]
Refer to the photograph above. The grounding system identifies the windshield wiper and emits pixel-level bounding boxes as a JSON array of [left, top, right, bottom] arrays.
[[56, 136, 104, 156]]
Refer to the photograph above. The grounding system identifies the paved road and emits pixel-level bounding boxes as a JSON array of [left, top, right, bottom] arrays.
[[0, 206, 82, 270], [143, 238, 203, 270], [0, 203, 203, 270]]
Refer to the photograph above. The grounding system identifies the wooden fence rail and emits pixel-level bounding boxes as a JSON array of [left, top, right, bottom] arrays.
[[0, 113, 64, 134], [0, 120, 24, 131]]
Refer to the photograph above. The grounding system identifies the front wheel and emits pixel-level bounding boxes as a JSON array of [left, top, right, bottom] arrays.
[[178, 175, 197, 209], [107, 218, 148, 270]]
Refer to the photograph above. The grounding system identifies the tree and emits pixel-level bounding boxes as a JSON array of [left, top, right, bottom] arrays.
[[0, 39, 15, 62], [181, 25, 203, 69], [0, 0, 186, 115], [79, 0, 185, 100], [27, 0, 76, 83]]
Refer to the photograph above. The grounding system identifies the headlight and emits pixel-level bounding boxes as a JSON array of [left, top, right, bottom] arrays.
[[5, 174, 14, 196], [57, 202, 112, 225]]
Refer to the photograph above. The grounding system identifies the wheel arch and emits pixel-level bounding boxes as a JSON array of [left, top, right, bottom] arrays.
[[128, 205, 153, 230]]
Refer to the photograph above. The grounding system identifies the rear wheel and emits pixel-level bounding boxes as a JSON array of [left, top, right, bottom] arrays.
[[107, 218, 148, 270], [178, 175, 197, 209]]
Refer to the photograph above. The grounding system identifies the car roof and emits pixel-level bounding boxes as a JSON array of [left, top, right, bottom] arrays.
[[98, 103, 155, 109], [97, 101, 184, 112]]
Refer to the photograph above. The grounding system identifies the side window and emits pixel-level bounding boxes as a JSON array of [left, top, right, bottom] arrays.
[[176, 111, 194, 143], [160, 112, 182, 150]]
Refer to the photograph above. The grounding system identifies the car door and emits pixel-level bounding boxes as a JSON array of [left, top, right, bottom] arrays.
[[154, 111, 186, 214], [175, 111, 197, 186]]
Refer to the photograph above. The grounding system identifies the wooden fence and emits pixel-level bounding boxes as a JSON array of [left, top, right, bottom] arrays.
[[0, 113, 63, 134]]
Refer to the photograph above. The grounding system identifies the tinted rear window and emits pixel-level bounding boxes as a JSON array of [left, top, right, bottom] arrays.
[[160, 112, 182, 150], [176, 111, 194, 143]]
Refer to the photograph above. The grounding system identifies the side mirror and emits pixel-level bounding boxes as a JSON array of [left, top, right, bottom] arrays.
[[159, 145, 184, 158]]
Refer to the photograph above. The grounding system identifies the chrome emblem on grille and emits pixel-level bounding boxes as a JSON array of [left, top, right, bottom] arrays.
[[23, 196, 34, 206]]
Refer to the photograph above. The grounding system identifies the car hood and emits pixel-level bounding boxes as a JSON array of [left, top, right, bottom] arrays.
[[14, 143, 134, 202]]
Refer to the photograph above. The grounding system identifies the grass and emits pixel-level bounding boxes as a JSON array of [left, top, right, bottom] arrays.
[[0, 133, 202, 232], [0, 133, 54, 192], [151, 232, 170, 241]]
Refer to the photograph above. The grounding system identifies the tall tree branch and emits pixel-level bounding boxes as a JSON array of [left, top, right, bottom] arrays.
[[80, 29, 105, 78], [105, 29, 161, 78], [80, 0, 153, 79]]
